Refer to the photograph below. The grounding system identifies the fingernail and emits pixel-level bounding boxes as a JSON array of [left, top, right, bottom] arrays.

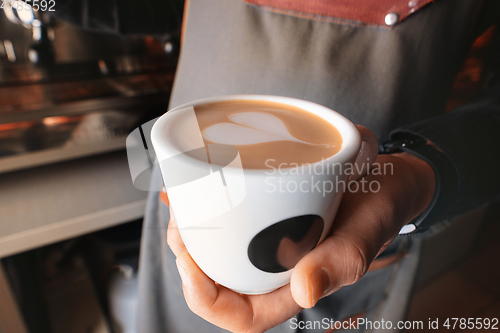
[[308, 269, 330, 307], [176, 258, 190, 287]]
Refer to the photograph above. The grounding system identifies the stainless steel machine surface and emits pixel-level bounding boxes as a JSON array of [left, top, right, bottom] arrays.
[[0, 5, 179, 173]]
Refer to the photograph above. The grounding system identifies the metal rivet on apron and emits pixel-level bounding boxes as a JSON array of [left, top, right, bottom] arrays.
[[385, 13, 399, 26]]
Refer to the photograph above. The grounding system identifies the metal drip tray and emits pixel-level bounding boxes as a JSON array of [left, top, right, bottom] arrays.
[[0, 108, 144, 173], [0, 73, 173, 174]]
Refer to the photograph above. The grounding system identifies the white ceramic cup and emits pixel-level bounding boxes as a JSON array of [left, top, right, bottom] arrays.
[[151, 95, 378, 295]]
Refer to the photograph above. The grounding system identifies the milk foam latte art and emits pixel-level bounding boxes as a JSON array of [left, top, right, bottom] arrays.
[[202, 112, 331, 147], [191, 100, 344, 169]]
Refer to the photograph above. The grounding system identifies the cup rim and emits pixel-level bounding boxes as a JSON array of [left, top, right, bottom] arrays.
[[151, 94, 361, 173]]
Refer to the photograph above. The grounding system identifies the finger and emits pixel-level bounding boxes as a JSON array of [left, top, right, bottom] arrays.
[[176, 251, 301, 333], [166, 207, 188, 258]]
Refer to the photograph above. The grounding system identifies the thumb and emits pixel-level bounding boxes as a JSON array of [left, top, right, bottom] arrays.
[[289, 189, 399, 309], [290, 232, 381, 309], [290, 153, 435, 308]]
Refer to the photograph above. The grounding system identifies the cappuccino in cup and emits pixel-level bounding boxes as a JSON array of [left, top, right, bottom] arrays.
[[151, 95, 377, 294]]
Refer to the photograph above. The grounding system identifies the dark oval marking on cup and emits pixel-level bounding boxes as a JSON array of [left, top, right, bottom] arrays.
[[248, 215, 324, 273]]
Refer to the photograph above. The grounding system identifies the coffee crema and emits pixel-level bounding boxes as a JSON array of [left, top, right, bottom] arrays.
[[193, 100, 343, 169]]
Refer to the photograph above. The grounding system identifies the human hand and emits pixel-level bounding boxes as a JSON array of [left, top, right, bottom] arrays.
[[167, 152, 435, 333]]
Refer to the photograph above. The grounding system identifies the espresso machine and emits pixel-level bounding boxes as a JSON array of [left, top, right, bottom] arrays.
[[0, 4, 182, 333], [0, 2, 179, 174]]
